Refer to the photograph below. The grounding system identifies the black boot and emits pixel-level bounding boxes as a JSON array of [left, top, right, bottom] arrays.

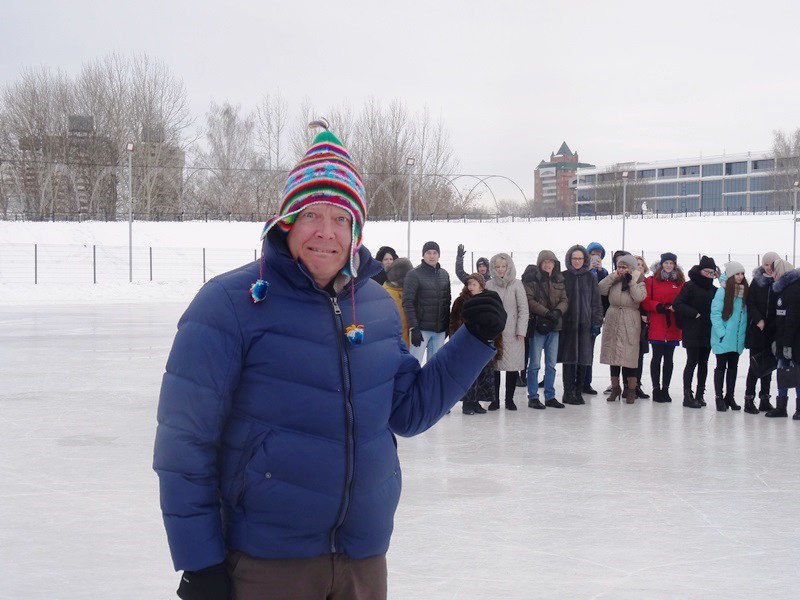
[[695, 388, 707, 407], [516, 371, 527, 387], [652, 387, 667, 403], [462, 401, 477, 415], [683, 388, 702, 409], [743, 394, 759, 414], [472, 401, 487, 414], [715, 395, 728, 412], [545, 397, 564, 408], [662, 388, 673, 403], [725, 393, 741, 411], [573, 366, 587, 404], [765, 396, 788, 418], [488, 399, 500, 411], [528, 398, 545, 409], [758, 393, 774, 412], [794, 398, 800, 420], [582, 384, 598, 395], [635, 385, 650, 399]]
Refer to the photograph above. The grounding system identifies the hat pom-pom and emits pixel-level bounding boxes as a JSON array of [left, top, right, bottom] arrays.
[[307, 117, 330, 131], [345, 324, 364, 345], [250, 279, 269, 303]]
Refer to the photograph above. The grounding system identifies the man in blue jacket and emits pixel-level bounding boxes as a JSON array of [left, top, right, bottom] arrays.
[[153, 120, 506, 600]]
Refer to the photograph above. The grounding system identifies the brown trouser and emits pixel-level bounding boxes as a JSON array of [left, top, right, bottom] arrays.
[[227, 551, 387, 600]]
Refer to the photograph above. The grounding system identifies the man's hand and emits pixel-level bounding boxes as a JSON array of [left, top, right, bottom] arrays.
[[410, 328, 424, 347], [546, 309, 562, 322], [177, 563, 230, 600], [456, 244, 465, 260], [461, 290, 507, 342]]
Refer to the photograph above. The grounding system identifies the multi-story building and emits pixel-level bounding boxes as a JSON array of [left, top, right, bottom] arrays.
[[576, 151, 780, 215], [534, 142, 594, 214]]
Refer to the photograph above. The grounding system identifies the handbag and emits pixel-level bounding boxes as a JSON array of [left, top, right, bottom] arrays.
[[533, 314, 555, 335], [777, 361, 800, 389], [749, 350, 778, 379]]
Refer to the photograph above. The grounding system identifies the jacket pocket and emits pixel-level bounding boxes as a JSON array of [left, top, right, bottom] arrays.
[[233, 428, 273, 504]]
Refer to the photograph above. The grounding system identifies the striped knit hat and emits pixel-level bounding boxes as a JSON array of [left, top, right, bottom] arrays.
[[259, 118, 366, 278]]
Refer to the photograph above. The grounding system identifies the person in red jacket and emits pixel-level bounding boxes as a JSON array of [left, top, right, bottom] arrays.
[[641, 252, 685, 403]]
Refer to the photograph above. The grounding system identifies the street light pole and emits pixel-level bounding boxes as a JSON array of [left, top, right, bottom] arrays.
[[621, 171, 629, 250], [406, 157, 415, 258], [793, 181, 799, 265], [126, 142, 134, 283]]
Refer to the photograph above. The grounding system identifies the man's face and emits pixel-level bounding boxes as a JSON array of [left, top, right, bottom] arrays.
[[382, 254, 394, 269], [477, 263, 488, 276], [423, 249, 439, 267], [286, 204, 352, 288]]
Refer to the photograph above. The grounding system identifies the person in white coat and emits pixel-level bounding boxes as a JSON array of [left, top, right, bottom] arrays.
[[486, 253, 529, 410]]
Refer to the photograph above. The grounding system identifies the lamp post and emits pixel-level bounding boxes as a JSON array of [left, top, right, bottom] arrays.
[[793, 180, 800, 265], [126, 142, 134, 283], [406, 157, 416, 258], [621, 171, 629, 250]]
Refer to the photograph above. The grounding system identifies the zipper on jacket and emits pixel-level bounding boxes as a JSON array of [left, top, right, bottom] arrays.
[[328, 296, 356, 554]]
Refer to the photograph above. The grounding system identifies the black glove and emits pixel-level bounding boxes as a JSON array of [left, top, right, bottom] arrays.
[[655, 303, 667, 314], [456, 244, 465, 260], [623, 273, 632, 283], [591, 324, 602, 337], [177, 563, 230, 600], [410, 327, 424, 347], [461, 290, 507, 342], [546, 309, 562, 322]]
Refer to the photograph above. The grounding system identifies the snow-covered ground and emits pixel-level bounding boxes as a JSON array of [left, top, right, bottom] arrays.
[[0, 214, 794, 305], [1, 302, 798, 599]]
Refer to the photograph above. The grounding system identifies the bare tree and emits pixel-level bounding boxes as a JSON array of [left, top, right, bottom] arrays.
[[773, 128, 800, 208]]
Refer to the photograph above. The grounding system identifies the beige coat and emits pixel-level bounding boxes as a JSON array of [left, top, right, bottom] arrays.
[[599, 271, 647, 368], [485, 253, 529, 371]]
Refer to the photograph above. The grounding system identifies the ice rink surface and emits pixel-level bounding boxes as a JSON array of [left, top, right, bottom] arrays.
[[1, 302, 799, 599]]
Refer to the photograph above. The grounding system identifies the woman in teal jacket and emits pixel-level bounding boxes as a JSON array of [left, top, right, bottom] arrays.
[[710, 262, 749, 411]]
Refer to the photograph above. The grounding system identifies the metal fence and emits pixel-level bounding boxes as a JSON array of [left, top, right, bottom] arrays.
[[1, 242, 789, 286]]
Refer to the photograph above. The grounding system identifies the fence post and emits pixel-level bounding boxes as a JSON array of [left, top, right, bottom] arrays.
[[34, 243, 38, 284], [203, 248, 206, 283], [93, 245, 96, 284], [150, 247, 153, 282], [254, 249, 257, 262]]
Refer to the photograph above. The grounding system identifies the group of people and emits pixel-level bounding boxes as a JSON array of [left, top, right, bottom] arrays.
[[373, 240, 800, 421]]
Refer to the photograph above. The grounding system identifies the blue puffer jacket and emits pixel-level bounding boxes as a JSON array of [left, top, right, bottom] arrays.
[[710, 273, 748, 355], [153, 230, 495, 572]]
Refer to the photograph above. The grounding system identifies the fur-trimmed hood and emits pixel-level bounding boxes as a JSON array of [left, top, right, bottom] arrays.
[[565, 245, 590, 275], [751, 265, 774, 289], [489, 252, 517, 286], [773, 268, 800, 295]]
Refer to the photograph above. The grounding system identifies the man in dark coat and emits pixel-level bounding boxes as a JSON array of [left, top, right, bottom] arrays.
[[743, 251, 780, 413], [673, 256, 719, 408], [767, 259, 800, 419], [558, 244, 604, 405], [153, 124, 506, 600], [455, 243, 490, 284], [402, 241, 453, 363], [583, 241, 608, 394]]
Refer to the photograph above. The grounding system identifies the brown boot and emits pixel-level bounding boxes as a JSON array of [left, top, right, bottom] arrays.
[[608, 376, 622, 402], [625, 377, 638, 404]]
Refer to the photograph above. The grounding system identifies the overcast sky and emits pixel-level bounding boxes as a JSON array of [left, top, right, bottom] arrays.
[[3, 0, 798, 198]]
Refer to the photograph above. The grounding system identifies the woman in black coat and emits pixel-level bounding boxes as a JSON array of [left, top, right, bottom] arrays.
[[673, 256, 719, 408], [557, 244, 604, 405], [742, 252, 780, 413], [766, 259, 800, 419]]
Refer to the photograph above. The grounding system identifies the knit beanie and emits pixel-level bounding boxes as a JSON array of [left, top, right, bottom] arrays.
[[587, 242, 605, 259], [476, 257, 489, 270], [422, 241, 440, 256], [386, 257, 413, 285], [773, 258, 795, 280], [698, 255, 717, 271], [376, 246, 398, 262], [762, 251, 781, 269], [258, 118, 366, 279], [724, 261, 745, 278], [617, 254, 638, 271], [660, 252, 678, 264]]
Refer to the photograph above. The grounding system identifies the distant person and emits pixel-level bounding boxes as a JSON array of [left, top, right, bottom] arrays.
[[766, 259, 800, 419], [642, 252, 684, 403], [372, 246, 398, 285], [558, 245, 604, 405], [673, 256, 719, 408], [598, 254, 647, 403], [521, 250, 569, 409], [486, 252, 528, 410], [455, 243, 490, 284], [402, 241, 452, 364], [743, 252, 780, 414], [153, 122, 505, 600], [450, 273, 504, 414], [711, 262, 748, 411], [383, 257, 414, 348]]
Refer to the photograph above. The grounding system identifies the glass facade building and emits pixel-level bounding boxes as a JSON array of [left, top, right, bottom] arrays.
[[575, 151, 779, 215]]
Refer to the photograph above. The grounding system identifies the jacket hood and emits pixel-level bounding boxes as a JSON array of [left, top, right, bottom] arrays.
[[688, 264, 715, 288], [586, 242, 605, 259], [521, 260, 563, 284], [611, 250, 631, 270], [521, 263, 538, 283], [537, 249, 561, 271], [773, 268, 800, 295], [751, 265, 774, 289], [565, 244, 590, 275], [489, 252, 517, 284]]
